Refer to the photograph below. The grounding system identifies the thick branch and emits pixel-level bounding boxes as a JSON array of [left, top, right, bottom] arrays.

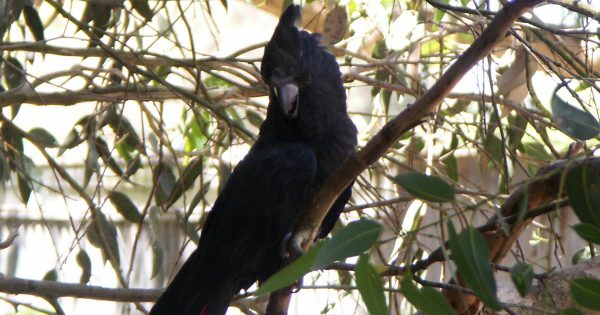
[[293, 0, 545, 246]]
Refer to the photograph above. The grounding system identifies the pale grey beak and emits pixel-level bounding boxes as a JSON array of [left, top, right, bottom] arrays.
[[275, 83, 299, 119]]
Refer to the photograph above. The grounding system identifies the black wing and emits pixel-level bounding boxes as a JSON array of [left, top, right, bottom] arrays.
[[151, 140, 317, 315]]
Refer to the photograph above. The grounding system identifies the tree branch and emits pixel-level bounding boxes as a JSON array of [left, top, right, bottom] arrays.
[[292, 0, 546, 250], [0, 275, 160, 302], [0, 85, 262, 106]]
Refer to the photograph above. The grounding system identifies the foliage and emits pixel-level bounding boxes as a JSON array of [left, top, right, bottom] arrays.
[[0, 0, 599, 314]]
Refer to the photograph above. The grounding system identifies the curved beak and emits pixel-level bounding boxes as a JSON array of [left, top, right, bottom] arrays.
[[274, 83, 299, 119]]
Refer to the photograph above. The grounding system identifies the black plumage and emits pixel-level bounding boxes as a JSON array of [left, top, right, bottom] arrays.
[[150, 5, 357, 315]]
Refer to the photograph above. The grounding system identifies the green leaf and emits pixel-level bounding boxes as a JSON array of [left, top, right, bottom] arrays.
[[3, 56, 25, 89], [23, 5, 45, 41], [28, 127, 58, 147], [108, 191, 142, 223], [572, 247, 591, 265], [508, 113, 528, 150], [552, 88, 600, 140], [442, 154, 458, 182], [58, 129, 80, 156], [570, 278, 600, 310], [313, 219, 382, 269], [394, 172, 455, 202], [167, 158, 203, 206], [86, 212, 120, 266], [565, 164, 600, 228], [124, 155, 141, 178], [560, 308, 587, 315], [151, 240, 163, 279], [510, 262, 534, 297], [400, 274, 457, 315], [130, 0, 154, 21], [154, 162, 176, 206], [256, 242, 324, 296], [356, 254, 388, 315], [17, 175, 31, 204], [76, 250, 92, 284], [84, 141, 99, 188], [246, 110, 264, 128], [43, 269, 58, 281], [187, 180, 211, 214], [572, 223, 600, 245], [448, 222, 501, 310]]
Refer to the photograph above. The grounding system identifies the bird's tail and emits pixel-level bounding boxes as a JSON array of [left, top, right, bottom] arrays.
[[150, 249, 238, 315]]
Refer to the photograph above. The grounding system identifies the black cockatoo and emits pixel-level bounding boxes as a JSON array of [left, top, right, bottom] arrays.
[[150, 5, 357, 315]]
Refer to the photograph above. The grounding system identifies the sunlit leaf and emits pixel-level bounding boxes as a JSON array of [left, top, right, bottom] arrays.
[[356, 254, 388, 315], [313, 220, 382, 269], [394, 172, 455, 202], [448, 222, 501, 310], [570, 278, 600, 310]]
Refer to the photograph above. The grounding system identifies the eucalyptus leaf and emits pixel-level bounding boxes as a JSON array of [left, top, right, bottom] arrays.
[[256, 242, 324, 296], [151, 240, 163, 279], [551, 88, 600, 140], [76, 250, 92, 284], [356, 254, 388, 315], [108, 191, 142, 223], [572, 223, 600, 245], [448, 222, 501, 310], [86, 212, 120, 266], [565, 164, 600, 228], [28, 128, 58, 147], [510, 262, 534, 297], [400, 274, 457, 315], [312, 219, 382, 269], [394, 172, 455, 202], [23, 5, 44, 41], [43, 269, 58, 282], [3, 56, 25, 89], [131, 0, 154, 21], [570, 277, 600, 310]]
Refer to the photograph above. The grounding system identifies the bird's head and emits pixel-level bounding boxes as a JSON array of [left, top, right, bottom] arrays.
[[261, 5, 306, 120]]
